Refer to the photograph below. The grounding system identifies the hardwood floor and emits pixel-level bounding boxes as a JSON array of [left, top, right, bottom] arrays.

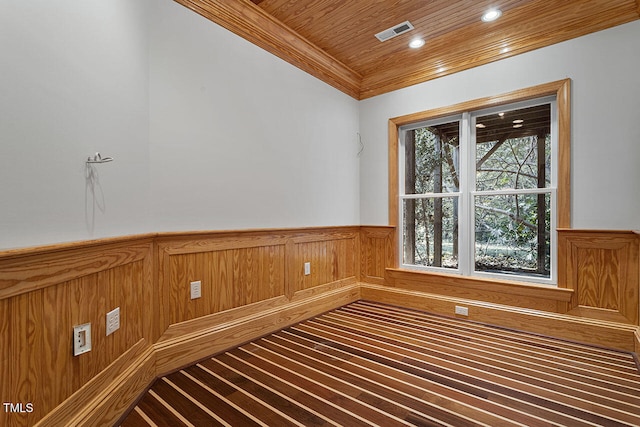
[[120, 301, 640, 426]]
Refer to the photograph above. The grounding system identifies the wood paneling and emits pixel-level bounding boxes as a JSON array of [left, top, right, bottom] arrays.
[[0, 237, 154, 427], [359, 0, 637, 98], [0, 227, 359, 426], [360, 226, 395, 284], [559, 229, 639, 325], [157, 227, 359, 326], [292, 231, 358, 294], [255, 0, 526, 74], [179, 0, 637, 99], [164, 245, 286, 324], [154, 283, 360, 375], [0, 240, 151, 300], [157, 234, 287, 328]]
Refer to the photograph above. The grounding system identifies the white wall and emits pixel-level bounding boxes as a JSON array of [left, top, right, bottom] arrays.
[[148, 1, 360, 232], [0, 1, 151, 249], [359, 20, 640, 230], [2, 2, 636, 251], [0, 0, 360, 250]]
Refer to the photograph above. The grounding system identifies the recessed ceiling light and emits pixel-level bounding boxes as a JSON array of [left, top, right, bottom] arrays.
[[409, 38, 425, 48], [513, 119, 524, 124], [498, 112, 505, 117], [482, 9, 502, 22], [513, 124, 524, 128], [476, 123, 486, 128]]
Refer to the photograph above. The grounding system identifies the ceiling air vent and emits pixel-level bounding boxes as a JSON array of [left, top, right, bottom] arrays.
[[375, 21, 414, 42]]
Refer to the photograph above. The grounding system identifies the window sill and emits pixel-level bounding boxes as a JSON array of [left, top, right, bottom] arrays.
[[385, 267, 573, 304]]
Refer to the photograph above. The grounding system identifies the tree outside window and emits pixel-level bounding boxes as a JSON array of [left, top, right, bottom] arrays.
[[400, 99, 556, 283]]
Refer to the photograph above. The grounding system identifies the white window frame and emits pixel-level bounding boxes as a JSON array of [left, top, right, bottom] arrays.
[[398, 114, 463, 275], [398, 96, 558, 286]]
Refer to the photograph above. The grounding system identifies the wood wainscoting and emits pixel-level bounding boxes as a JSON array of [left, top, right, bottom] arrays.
[[1, 226, 638, 426], [359, 226, 395, 285], [153, 227, 361, 375], [0, 236, 155, 427], [360, 227, 640, 352], [558, 229, 639, 325], [0, 226, 361, 427]]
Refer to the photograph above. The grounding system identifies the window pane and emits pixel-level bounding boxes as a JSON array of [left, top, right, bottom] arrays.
[[403, 197, 458, 269], [475, 193, 551, 278], [475, 104, 551, 191], [404, 121, 459, 194]]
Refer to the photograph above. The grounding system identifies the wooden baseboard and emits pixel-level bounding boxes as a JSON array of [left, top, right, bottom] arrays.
[[360, 283, 638, 352], [154, 283, 361, 375], [35, 340, 156, 427]]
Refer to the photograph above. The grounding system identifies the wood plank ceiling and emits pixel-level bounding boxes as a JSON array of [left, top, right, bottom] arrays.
[[175, 0, 640, 99]]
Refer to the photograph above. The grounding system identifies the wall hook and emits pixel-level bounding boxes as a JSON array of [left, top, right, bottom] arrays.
[[86, 152, 114, 164]]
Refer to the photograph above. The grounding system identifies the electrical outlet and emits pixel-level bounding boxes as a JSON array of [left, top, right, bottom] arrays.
[[190, 280, 202, 299], [106, 307, 120, 336], [73, 323, 92, 356], [304, 262, 311, 276], [455, 306, 469, 316]]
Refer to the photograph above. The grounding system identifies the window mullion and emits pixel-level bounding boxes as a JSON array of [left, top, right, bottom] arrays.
[[472, 188, 554, 196], [459, 112, 473, 276]]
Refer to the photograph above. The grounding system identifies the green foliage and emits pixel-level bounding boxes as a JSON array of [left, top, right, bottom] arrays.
[[405, 126, 551, 277]]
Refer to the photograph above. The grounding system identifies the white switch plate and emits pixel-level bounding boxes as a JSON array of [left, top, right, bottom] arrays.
[[106, 307, 120, 336], [455, 306, 469, 316], [304, 262, 311, 276], [190, 280, 202, 299], [73, 323, 92, 356]]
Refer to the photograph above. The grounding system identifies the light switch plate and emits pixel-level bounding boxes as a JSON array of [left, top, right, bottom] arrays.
[[304, 262, 311, 276], [190, 280, 202, 299], [106, 307, 120, 336]]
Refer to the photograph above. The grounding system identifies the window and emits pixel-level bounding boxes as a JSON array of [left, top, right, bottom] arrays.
[[401, 116, 461, 270], [393, 81, 571, 286]]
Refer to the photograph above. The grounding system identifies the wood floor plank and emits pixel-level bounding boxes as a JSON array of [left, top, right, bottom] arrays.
[[165, 371, 267, 426], [347, 302, 637, 371], [120, 301, 640, 427], [331, 307, 640, 399], [195, 360, 331, 426], [261, 332, 545, 427], [181, 365, 303, 427], [217, 351, 378, 427], [296, 319, 637, 425], [119, 406, 155, 427], [326, 309, 640, 402], [315, 313, 640, 412], [231, 345, 412, 427], [287, 325, 598, 427], [136, 390, 195, 427]]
